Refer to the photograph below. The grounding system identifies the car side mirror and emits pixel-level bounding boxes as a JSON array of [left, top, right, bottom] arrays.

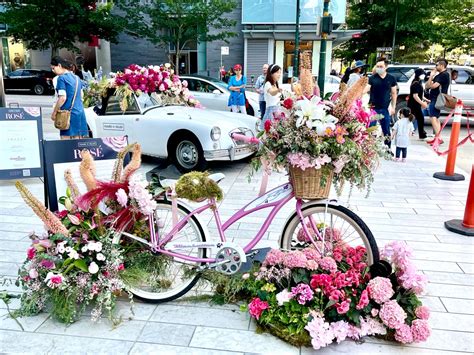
[[212, 89, 221, 94]]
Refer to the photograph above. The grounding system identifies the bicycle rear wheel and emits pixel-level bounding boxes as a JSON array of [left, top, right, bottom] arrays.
[[113, 200, 206, 303], [280, 203, 379, 265]]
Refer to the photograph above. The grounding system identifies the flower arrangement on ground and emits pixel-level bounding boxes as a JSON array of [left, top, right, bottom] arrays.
[[253, 69, 388, 196], [13, 143, 155, 323], [210, 240, 430, 350], [83, 63, 200, 111]]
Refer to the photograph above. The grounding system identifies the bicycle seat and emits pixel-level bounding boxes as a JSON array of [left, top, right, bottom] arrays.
[[208, 173, 225, 184]]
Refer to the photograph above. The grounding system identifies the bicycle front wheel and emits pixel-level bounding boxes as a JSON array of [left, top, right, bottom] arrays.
[[280, 203, 379, 265], [113, 200, 206, 303]]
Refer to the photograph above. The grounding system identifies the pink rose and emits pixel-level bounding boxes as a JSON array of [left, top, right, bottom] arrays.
[[45, 272, 64, 288]]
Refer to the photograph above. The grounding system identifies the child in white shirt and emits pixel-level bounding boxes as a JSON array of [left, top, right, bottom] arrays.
[[391, 108, 415, 162]]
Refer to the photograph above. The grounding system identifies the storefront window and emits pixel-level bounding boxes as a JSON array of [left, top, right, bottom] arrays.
[[282, 40, 313, 83], [1, 38, 30, 74]]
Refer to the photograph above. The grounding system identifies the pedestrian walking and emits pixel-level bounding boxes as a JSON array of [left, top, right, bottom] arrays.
[[227, 64, 247, 114], [261, 64, 282, 128], [347, 60, 366, 87], [425, 58, 450, 145], [391, 107, 415, 162], [50, 56, 88, 140], [408, 68, 428, 139], [366, 57, 397, 149], [254, 63, 269, 119]]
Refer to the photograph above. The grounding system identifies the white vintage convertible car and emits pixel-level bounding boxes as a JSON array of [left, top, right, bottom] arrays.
[[85, 90, 259, 172]]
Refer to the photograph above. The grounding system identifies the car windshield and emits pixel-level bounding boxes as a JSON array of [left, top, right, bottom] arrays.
[[198, 77, 228, 90]]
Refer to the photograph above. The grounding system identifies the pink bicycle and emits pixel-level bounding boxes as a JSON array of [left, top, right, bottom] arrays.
[[113, 170, 379, 303]]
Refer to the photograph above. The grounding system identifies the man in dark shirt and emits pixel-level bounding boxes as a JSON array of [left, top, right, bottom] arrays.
[[366, 57, 397, 148], [425, 58, 450, 144]]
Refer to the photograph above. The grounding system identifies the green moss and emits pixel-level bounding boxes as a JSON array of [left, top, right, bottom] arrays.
[[175, 171, 223, 202]]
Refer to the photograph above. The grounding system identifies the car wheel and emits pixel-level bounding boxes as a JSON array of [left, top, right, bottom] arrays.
[[33, 84, 45, 95], [172, 135, 207, 173]]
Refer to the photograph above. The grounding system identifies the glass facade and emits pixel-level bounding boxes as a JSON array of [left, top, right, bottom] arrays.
[[242, 0, 346, 24]]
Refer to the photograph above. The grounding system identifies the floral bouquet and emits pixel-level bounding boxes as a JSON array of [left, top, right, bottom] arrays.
[[83, 63, 200, 111], [13, 143, 155, 323], [253, 75, 388, 196], [226, 240, 430, 350]]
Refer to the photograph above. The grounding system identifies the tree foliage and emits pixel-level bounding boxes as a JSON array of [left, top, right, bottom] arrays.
[[0, 0, 125, 58], [117, 0, 237, 71], [335, 0, 473, 63]]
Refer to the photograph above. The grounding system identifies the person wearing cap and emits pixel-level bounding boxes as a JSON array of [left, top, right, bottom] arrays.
[[347, 60, 366, 87], [227, 64, 247, 114]]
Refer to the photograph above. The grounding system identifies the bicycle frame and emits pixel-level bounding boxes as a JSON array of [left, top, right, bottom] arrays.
[[138, 182, 328, 264]]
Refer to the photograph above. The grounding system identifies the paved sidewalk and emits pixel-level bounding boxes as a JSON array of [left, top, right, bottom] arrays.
[[1, 138, 474, 354]]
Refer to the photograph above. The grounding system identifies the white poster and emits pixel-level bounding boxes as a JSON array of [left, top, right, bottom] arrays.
[[0, 120, 41, 170]]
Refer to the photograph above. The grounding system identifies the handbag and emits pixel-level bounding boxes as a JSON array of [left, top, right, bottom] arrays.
[[54, 76, 79, 130], [435, 93, 457, 111]]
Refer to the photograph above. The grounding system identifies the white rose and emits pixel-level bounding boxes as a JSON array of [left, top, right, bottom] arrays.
[[88, 262, 99, 274], [95, 242, 103, 252], [96, 253, 106, 261], [81, 245, 89, 253]]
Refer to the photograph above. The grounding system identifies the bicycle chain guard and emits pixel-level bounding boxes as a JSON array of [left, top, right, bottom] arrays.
[[215, 247, 244, 275]]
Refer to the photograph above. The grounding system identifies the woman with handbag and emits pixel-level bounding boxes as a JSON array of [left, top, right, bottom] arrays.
[[51, 56, 88, 140]]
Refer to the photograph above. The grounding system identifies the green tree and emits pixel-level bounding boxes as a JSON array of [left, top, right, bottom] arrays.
[[117, 0, 237, 72], [0, 0, 125, 59], [335, 0, 470, 63]]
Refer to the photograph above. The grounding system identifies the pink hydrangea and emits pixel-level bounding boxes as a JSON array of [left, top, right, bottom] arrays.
[[379, 300, 407, 329], [305, 313, 334, 350], [248, 298, 269, 320], [276, 289, 293, 306], [367, 277, 394, 304], [306, 259, 319, 270], [283, 251, 307, 269], [302, 247, 321, 261], [330, 320, 350, 343], [359, 316, 387, 337], [411, 319, 431, 342], [415, 305, 430, 320], [263, 249, 285, 266], [394, 324, 414, 344], [319, 256, 338, 273], [291, 283, 314, 305]]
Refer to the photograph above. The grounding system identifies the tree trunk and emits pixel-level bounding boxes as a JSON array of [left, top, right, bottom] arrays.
[[51, 46, 59, 60], [175, 40, 180, 75]]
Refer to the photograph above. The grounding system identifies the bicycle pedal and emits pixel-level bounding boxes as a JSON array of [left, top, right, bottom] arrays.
[[240, 247, 272, 273]]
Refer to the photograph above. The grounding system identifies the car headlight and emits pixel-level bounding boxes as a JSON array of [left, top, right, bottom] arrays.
[[210, 126, 221, 141]]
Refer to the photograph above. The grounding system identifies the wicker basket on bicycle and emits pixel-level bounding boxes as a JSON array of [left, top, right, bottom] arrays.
[[289, 166, 334, 200]]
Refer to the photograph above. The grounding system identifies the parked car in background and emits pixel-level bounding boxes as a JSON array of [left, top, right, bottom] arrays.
[[3, 69, 54, 95], [387, 64, 474, 113], [280, 75, 341, 95], [85, 90, 259, 172], [180, 75, 261, 117]]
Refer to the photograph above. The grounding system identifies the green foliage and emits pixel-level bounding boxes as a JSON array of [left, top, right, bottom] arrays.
[[175, 171, 223, 202], [117, 0, 237, 70], [337, 0, 472, 62], [0, 0, 125, 57]]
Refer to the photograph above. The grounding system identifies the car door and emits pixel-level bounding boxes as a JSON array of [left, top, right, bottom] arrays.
[[96, 94, 139, 143], [450, 69, 474, 107], [186, 78, 227, 111], [21, 70, 37, 91], [4, 70, 24, 91]]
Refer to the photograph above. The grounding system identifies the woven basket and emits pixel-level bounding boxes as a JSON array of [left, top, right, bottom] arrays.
[[289, 166, 333, 200]]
